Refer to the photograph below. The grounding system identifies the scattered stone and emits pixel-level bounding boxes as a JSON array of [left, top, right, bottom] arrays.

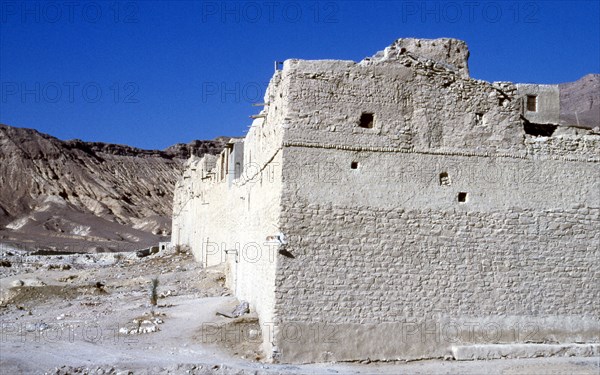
[[58, 274, 78, 282], [159, 290, 177, 298], [136, 246, 159, 258], [216, 301, 250, 318], [120, 316, 164, 335], [47, 264, 71, 271], [21, 278, 46, 287], [25, 322, 49, 332]]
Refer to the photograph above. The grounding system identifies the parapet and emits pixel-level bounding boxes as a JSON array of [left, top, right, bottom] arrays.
[[360, 37, 470, 78]]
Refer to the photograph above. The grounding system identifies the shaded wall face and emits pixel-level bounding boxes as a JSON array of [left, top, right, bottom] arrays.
[[271, 62, 600, 362]]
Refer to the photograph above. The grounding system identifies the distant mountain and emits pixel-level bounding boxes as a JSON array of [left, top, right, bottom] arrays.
[[0, 124, 226, 253], [560, 74, 600, 129]]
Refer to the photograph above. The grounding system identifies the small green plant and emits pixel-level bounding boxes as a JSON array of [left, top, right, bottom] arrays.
[[149, 277, 159, 307]]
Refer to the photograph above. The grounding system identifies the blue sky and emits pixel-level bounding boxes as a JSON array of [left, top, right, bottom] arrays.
[[1, 0, 599, 149]]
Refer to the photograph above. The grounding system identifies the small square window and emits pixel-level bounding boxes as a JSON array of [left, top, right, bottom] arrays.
[[475, 113, 484, 125], [526, 95, 537, 112], [351, 161, 359, 169], [359, 113, 374, 128], [439, 172, 450, 186], [458, 192, 468, 203]]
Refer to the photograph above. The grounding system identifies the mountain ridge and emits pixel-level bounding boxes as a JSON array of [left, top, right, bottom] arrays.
[[0, 123, 227, 253], [559, 73, 600, 129]]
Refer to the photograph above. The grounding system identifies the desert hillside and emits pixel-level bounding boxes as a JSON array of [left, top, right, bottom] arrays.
[[0, 124, 226, 253], [559, 73, 600, 128]]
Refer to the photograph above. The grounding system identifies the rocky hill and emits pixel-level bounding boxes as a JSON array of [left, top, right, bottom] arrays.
[[0, 124, 226, 253], [560, 73, 600, 128]]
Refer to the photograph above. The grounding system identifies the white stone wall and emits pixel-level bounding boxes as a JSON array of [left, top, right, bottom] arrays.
[[271, 39, 600, 362], [172, 38, 600, 363], [275, 148, 599, 361], [172, 155, 216, 250]]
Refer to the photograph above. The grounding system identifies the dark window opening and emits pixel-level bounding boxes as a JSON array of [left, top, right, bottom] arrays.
[[526, 95, 537, 112], [439, 172, 450, 186], [498, 97, 507, 107], [475, 113, 484, 125], [359, 113, 374, 129], [220, 150, 228, 181], [351, 161, 359, 169], [235, 162, 242, 179], [458, 192, 468, 203], [524, 122, 557, 137]]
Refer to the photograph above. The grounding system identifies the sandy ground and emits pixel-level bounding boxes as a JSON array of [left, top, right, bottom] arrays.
[[1, 247, 598, 375]]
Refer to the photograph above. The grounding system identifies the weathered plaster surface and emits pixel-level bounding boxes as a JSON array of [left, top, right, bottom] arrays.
[[172, 38, 600, 363]]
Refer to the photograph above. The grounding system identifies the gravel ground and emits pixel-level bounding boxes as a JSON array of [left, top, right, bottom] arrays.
[[1, 248, 598, 375]]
